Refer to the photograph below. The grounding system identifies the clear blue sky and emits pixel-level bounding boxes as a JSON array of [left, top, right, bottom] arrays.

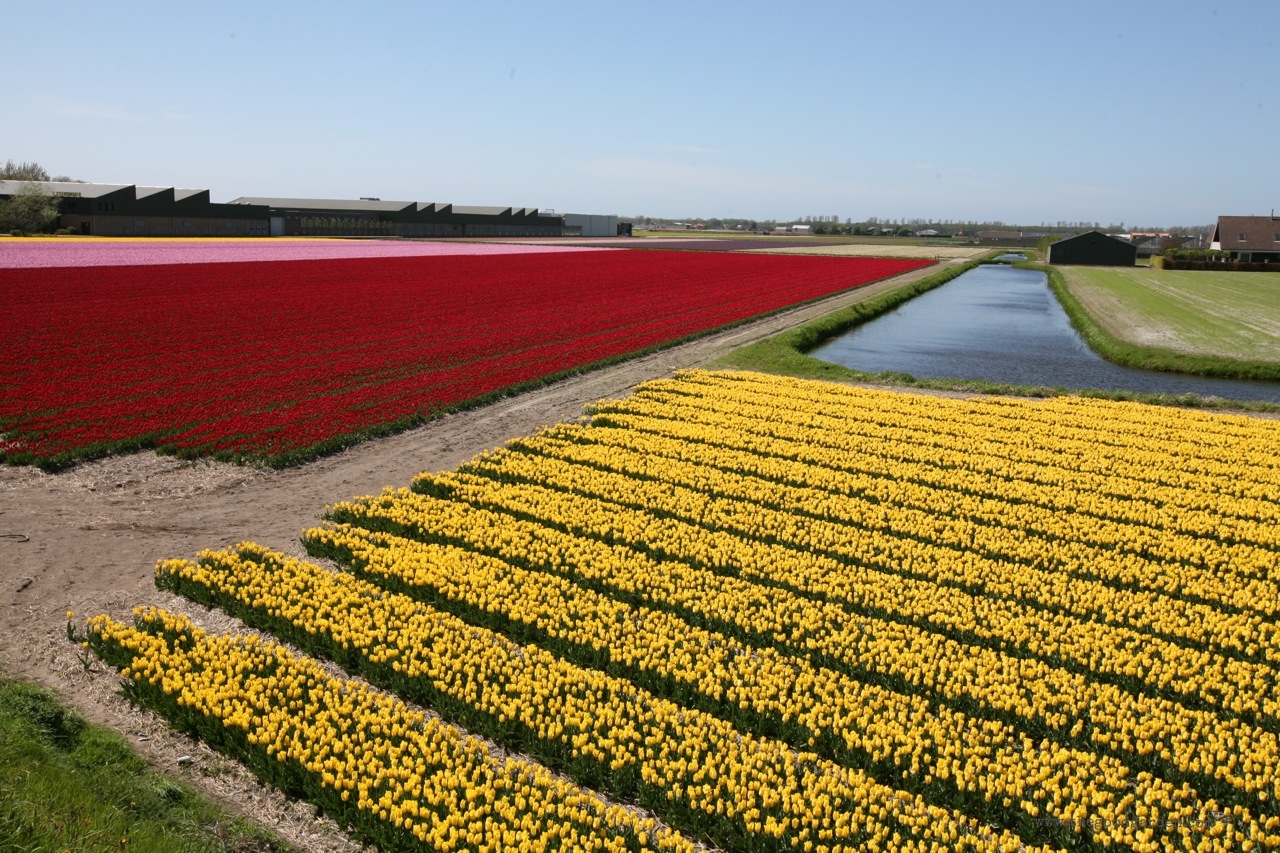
[[5, 1, 1277, 227]]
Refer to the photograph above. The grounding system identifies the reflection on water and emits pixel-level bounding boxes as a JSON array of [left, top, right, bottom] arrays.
[[809, 264, 1280, 403]]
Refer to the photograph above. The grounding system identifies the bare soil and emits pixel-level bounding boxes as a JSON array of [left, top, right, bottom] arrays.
[[0, 263, 945, 850], [1058, 269, 1188, 351]]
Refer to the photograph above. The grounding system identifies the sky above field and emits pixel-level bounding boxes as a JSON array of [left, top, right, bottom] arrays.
[[5, 0, 1277, 227]]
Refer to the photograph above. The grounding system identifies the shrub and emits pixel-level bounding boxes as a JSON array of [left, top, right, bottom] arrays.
[[1162, 259, 1277, 272]]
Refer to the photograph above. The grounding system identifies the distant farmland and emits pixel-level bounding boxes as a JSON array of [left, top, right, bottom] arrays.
[[747, 243, 987, 259], [1061, 266, 1280, 362]]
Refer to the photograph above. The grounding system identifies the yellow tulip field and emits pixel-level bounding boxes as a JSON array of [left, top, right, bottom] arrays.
[[80, 370, 1280, 851]]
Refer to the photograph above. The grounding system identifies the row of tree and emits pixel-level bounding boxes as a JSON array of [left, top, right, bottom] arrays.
[[622, 214, 1213, 239], [2, 159, 76, 182], [623, 216, 938, 237]]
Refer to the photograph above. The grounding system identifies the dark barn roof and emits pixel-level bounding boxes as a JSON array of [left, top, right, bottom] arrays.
[[1047, 230, 1137, 266], [230, 196, 417, 213], [228, 197, 562, 226]]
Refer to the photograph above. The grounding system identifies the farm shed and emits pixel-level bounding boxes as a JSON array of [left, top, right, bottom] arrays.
[[229, 197, 564, 238], [1209, 215, 1280, 262], [0, 181, 269, 236], [563, 213, 619, 237], [1047, 230, 1137, 266]]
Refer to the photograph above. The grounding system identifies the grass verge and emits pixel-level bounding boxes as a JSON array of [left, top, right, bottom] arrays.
[[0, 673, 289, 853], [711, 257, 1280, 414], [1041, 262, 1280, 380]]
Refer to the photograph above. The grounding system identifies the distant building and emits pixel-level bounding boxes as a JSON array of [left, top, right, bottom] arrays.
[[0, 181, 268, 236], [1047, 230, 1137, 266], [1131, 235, 1200, 259], [0, 181, 571, 238], [1131, 236, 1165, 258], [230, 197, 562, 238], [563, 214, 619, 237], [1209, 215, 1280, 262]]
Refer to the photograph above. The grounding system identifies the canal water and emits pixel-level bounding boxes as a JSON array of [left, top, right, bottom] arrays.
[[808, 263, 1280, 403]]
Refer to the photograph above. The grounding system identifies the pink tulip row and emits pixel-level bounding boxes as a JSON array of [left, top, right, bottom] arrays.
[[0, 238, 611, 268]]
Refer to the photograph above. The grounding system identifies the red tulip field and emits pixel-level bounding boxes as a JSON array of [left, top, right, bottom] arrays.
[[0, 245, 929, 466]]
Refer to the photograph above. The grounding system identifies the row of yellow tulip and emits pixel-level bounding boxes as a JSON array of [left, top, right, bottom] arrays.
[[665, 371, 1280, 500], [774, 388, 1279, 488], [152, 544, 1056, 853], [462, 433, 1279, 722], [591, 402, 1278, 640], [298, 517, 1270, 852], [522, 416, 1279, 620], [599, 400, 1280, 592], [620, 371, 1280, 534], [329, 484, 1280, 810], [82, 607, 696, 853], [585, 402, 1278, 648], [609, 379, 1280, 556]]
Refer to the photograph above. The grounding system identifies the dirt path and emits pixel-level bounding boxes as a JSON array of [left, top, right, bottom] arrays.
[[0, 259, 951, 850]]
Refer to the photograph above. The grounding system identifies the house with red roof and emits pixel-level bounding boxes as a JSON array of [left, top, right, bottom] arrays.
[[1209, 215, 1280, 262]]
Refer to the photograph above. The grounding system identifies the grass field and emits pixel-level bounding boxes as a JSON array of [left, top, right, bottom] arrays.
[[0, 675, 286, 852], [1060, 266, 1280, 362]]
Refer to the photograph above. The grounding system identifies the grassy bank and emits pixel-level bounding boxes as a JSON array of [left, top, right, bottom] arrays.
[[1051, 264, 1280, 378], [0, 674, 287, 853], [712, 257, 1280, 413]]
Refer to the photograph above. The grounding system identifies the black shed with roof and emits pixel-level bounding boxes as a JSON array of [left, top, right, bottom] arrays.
[[1047, 230, 1136, 266]]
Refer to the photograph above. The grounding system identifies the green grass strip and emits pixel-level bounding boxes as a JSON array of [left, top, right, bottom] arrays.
[[0, 673, 287, 853], [1040, 262, 1280, 381]]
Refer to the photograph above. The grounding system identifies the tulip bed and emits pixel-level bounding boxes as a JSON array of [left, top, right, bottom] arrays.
[[0, 250, 928, 467], [0, 237, 611, 268], [79, 370, 1280, 852], [84, 607, 696, 853]]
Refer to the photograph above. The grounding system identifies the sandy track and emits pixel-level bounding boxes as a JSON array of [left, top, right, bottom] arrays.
[[0, 260, 944, 850]]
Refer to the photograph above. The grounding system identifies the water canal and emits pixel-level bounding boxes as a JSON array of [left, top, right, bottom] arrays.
[[808, 263, 1280, 403]]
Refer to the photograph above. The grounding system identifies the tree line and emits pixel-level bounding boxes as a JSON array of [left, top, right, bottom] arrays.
[[622, 214, 1213, 239]]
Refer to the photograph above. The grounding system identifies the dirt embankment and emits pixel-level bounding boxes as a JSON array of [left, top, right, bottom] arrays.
[[0, 261, 949, 851]]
